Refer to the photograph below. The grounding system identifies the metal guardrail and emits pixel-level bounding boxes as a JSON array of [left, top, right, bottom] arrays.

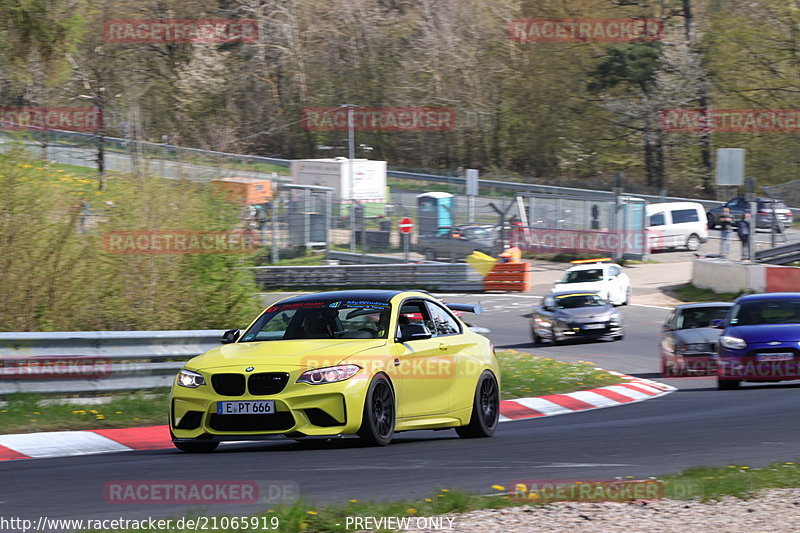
[[6, 129, 800, 216], [754, 241, 800, 265], [6, 130, 800, 225], [250, 263, 483, 292], [326, 251, 417, 264], [0, 330, 224, 394]]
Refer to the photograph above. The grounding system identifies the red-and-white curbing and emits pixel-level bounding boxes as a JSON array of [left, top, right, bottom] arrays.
[[499, 370, 675, 422], [0, 371, 674, 462]]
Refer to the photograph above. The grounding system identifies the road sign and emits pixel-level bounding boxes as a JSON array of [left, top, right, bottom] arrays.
[[716, 148, 745, 186], [399, 217, 414, 234], [466, 169, 479, 196]]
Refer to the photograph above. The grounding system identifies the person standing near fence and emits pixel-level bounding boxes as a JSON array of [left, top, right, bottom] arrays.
[[718, 207, 734, 258], [737, 212, 751, 260]]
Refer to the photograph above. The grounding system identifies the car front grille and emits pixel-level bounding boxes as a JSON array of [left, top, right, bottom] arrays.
[[208, 412, 295, 432], [746, 347, 799, 359], [248, 372, 289, 395], [682, 343, 716, 354], [211, 374, 246, 396]]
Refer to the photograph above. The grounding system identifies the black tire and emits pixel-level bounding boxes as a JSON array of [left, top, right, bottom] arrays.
[[660, 358, 670, 378], [456, 371, 499, 438], [530, 322, 542, 345], [660, 358, 684, 377], [173, 440, 219, 453], [550, 325, 561, 345], [686, 233, 701, 251], [621, 287, 631, 306], [357, 374, 395, 446], [717, 378, 741, 390]]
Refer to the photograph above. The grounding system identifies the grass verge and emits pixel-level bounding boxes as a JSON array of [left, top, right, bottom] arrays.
[[0, 391, 169, 434], [82, 460, 800, 533], [0, 351, 627, 434], [497, 350, 622, 400], [671, 283, 744, 302]]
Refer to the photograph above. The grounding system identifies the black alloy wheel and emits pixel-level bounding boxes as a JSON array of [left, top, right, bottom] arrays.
[[357, 375, 395, 446], [456, 371, 500, 438]]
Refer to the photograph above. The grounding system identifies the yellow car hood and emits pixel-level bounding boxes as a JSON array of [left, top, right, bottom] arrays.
[[186, 339, 387, 371]]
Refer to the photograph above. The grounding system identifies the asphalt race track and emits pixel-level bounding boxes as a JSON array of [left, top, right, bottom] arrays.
[[4, 297, 800, 522]]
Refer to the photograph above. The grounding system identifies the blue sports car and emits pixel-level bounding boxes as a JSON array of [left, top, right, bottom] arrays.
[[713, 292, 800, 390]]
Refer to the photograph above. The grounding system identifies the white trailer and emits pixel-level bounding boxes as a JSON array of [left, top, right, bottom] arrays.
[[290, 158, 387, 202]]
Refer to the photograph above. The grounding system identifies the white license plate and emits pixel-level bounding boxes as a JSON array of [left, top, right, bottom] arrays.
[[217, 400, 275, 415], [583, 324, 606, 330], [757, 353, 793, 362]]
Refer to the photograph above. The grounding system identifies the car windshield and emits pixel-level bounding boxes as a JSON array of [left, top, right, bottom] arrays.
[[462, 227, 493, 240], [730, 300, 800, 326], [676, 306, 731, 329], [563, 269, 604, 283], [556, 294, 606, 308], [240, 300, 392, 341]]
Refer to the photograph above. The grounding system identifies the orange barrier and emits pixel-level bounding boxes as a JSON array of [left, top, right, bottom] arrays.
[[765, 265, 800, 292], [483, 262, 532, 292]]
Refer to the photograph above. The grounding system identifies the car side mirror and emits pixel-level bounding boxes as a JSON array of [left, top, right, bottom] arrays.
[[710, 319, 725, 329], [662, 324, 674, 332], [554, 279, 562, 284], [543, 305, 555, 312], [398, 323, 432, 342], [221, 329, 241, 344]]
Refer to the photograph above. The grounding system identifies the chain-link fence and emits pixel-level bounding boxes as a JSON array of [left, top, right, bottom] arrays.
[[0, 129, 686, 261]]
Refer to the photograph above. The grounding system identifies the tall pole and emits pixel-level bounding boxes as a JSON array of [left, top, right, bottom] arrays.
[[271, 184, 279, 264], [345, 104, 357, 254]]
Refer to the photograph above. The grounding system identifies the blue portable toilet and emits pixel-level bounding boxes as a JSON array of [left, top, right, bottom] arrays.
[[417, 192, 453, 236], [616, 196, 648, 257]]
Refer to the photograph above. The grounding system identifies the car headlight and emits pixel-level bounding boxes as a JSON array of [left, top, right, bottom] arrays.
[[177, 369, 206, 388], [297, 364, 361, 385], [720, 336, 747, 350], [610, 313, 621, 324]]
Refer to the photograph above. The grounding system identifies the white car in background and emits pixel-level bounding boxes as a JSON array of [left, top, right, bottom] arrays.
[[552, 260, 631, 306], [646, 201, 709, 252]]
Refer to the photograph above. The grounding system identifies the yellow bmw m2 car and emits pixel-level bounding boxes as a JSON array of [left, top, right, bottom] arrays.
[[170, 290, 500, 452]]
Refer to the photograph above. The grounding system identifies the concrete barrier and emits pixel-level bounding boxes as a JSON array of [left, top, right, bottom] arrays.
[[692, 259, 765, 293], [692, 258, 800, 294]]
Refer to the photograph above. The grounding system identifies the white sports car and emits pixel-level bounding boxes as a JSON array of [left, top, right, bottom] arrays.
[[552, 260, 632, 306]]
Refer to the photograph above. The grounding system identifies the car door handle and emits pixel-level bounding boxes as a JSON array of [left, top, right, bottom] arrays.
[[439, 343, 449, 351], [394, 358, 401, 366]]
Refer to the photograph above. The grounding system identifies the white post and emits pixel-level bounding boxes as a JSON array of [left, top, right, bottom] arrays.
[[346, 104, 356, 254]]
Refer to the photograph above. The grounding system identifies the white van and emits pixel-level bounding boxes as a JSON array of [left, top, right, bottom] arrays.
[[646, 202, 708, 251]]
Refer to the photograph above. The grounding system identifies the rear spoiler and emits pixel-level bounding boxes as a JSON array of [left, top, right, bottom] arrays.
[[445, 302, 483, 315]]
